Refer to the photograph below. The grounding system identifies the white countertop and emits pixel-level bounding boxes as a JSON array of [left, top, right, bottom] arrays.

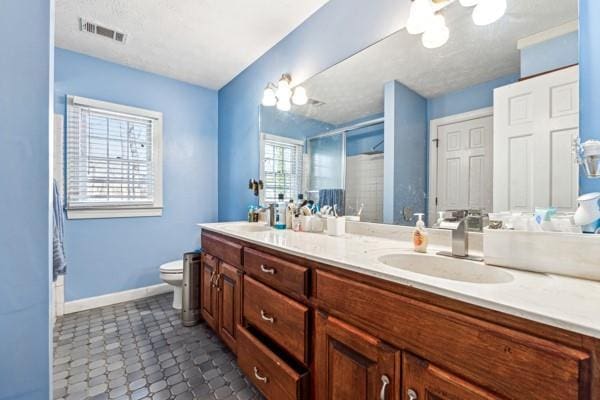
[[198, 221, 600, 339]]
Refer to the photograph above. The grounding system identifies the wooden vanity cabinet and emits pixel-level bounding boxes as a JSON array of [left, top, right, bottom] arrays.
[[314, 311, 401, 400], [200, 233, 244, 354], [200, 253, 219, 331], [402, 352, 502, 400], [200, 231, 600, 400], [217, 261, 242, 353], [200, 254, 243, 354]]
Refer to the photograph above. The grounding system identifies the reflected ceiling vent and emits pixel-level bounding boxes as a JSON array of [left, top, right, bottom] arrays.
[[307, 98, 326, 107], [79, 18, 127, 44]]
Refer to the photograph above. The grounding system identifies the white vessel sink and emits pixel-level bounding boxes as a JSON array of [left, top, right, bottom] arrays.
[[224, 224, 271, 233], [378, 253, 513, 284]]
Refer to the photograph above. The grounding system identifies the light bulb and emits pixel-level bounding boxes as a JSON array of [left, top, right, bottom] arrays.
[[276, 76, 292, 100], [277, 98, 291, 112], [472, 0, 507, 26], [421, 14, 449, 49], [291, 86, 308, 106], [459, 0, 479, 6], [406, 0, 434, 35], [262, 86, 276, 107]]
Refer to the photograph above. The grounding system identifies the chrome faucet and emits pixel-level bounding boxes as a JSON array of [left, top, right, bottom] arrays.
[[437, 210, 483, 261], [256, 204, 276, 227]]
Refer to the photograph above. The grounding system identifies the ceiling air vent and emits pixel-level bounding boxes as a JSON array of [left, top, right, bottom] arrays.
[[79, 18, 127, 44]]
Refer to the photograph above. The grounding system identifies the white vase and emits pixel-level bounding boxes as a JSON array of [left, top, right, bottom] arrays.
[[574, 192, 600, 227]]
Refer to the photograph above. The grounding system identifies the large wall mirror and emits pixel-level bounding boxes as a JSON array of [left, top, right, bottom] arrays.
[[259, 0, 584, 227]]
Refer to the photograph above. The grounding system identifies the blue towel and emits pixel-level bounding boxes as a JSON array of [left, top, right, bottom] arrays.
[[318, 189, 345, 216], [53, 179, 66, 281]]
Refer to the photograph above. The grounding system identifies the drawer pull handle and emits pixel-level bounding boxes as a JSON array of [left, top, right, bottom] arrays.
[[260, 310, 275, 323], [407, 388, 418, 400], [253, 366, 268, 383], [380, 375, 390, 400], [260, 264, 276, 274]]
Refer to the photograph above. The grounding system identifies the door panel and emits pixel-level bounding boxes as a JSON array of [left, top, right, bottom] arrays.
[[437, 115, 493, 214], [200, 254, 218, 331], [314, 312, 400, 400], [402, 353, 503, 400], [494, 66, 579, 212], [218, 262, 241, 354]]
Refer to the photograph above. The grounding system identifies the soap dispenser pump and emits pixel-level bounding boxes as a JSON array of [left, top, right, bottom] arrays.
[[413, 213, 428, 253]]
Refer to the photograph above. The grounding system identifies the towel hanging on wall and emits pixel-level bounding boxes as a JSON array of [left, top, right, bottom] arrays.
[[53, 179, 67, 281]]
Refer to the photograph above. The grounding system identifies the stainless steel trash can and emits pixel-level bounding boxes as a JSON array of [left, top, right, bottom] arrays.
[[182, 252, 202, 326]]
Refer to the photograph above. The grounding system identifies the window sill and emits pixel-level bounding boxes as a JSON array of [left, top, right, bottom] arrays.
[[66, 207, 163, 220]]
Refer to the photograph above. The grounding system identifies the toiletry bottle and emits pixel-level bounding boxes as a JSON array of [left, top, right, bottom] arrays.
[[413, 213, 428, 253], [286, 199, 295, 229], [247, 206, 254, 223], [275, 194, 287, 230]]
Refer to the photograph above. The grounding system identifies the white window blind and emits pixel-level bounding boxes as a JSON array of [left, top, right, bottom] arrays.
[[66, 96, 163, 219], [261, 134, 304, 203]]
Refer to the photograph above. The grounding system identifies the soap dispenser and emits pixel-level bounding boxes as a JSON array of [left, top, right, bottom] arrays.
[[413, 213, 428, 253]]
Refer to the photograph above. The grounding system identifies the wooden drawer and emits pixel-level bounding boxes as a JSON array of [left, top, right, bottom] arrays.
[[244, 247, 309, 297], [201, 232, 243, 267], [315, 270, 590, 400], [237, 326, 308, 400], [243, 275, 309, 364]]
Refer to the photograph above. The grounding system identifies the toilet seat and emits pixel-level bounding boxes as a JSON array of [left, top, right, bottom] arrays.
[[160, 260, 183, 274]]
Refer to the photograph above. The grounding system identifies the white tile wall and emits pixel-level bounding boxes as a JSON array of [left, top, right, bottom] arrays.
[[345, 154, 384, 223]]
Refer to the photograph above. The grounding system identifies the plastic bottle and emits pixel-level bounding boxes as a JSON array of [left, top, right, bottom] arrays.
[[247, 206, 254, 223], [275, 194, 287, 230], [413, 213, 429, 253]]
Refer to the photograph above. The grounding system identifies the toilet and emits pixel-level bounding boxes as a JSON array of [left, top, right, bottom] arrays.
[[160, 260, 184, 310]]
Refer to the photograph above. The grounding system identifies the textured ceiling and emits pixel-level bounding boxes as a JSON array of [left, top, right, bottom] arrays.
[[55, 0, 330, 89], [292, 0, 578, 125]]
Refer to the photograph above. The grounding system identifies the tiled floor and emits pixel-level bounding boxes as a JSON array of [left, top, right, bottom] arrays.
[[53, 294, 264, 400]]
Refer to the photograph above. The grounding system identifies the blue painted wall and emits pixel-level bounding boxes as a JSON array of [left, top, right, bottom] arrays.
[[580, 0, 600, 194], [55, 48, 218, 301], [384, 81, 427, 225], [260, 106, 334, 141], [427, 74, 519, 121], [0, 1, 53, 399], [521, 31, 579, 78], [346, 127, 385, 156], [217, 0, 409, 221]]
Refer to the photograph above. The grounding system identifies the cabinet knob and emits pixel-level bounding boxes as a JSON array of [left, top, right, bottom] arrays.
[[379, 375, 390, 400], [260, 309, 275, 323], [260, 264, 276, 274], [253, 366, 268, 383], [407, 389, 418, 400]]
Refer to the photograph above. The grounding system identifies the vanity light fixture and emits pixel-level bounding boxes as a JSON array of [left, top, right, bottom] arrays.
[[407, 0, 506, 49], [422, 13, 450, 49], [472, 0, 507, 26], [407, 0, 435, 35], [261, 73, 308, 110], [262, 86, 277, 107]]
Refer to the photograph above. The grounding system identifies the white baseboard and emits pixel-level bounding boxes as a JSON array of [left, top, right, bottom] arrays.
[[64, 283, 171, 314]]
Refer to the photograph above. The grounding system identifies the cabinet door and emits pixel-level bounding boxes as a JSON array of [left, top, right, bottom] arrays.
[[402, 353, 502, 400], [200, 254, 218, 331], [218, 261, 242, 354], [314, 312, 400, 400]]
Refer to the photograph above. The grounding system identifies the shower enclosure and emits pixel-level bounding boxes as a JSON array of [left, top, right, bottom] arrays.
[[307, 117, 384, 222]]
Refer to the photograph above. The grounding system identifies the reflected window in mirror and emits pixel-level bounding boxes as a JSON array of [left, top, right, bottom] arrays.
[[259, 133, 304, 204]]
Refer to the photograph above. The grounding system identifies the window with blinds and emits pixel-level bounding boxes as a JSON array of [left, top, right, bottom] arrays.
[[66, 96, 163, 219], [261, 134, 304, 203]]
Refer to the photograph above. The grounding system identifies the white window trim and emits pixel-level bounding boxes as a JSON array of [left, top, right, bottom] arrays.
[[259, 132, 305, 204], [66, 95, 164, 220]]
